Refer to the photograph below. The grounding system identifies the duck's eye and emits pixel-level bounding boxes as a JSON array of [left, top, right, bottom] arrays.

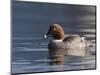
[[53, 28, 56, 31]]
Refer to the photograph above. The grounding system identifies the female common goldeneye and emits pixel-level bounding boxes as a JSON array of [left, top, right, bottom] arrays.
[[44, 24, 89, 65]]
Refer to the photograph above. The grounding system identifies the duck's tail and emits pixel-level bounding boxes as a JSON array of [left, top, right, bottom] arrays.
[[85, 39, 95, 48]]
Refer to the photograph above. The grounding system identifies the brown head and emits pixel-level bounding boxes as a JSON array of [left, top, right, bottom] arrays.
[[44, 24, 65, 40]]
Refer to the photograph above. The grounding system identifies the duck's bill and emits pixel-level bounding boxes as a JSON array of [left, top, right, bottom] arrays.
[[43, 34, 53, 39], [43, 34, 47, 38]]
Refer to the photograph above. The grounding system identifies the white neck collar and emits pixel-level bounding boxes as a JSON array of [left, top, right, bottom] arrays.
[[53, 39, 63, 42]]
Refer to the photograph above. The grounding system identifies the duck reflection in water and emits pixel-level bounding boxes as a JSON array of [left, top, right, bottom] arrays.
[[44, 24, 91, 65]]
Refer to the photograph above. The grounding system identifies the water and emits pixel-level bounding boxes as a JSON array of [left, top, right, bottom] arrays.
[[11, 1, 96, 74]]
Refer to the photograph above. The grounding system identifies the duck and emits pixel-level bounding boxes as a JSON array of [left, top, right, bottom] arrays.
[[43, 24, 90, 65]]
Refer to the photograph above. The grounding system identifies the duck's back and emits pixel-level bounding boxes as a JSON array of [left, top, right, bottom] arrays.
[[63, 34, 82, 42]]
